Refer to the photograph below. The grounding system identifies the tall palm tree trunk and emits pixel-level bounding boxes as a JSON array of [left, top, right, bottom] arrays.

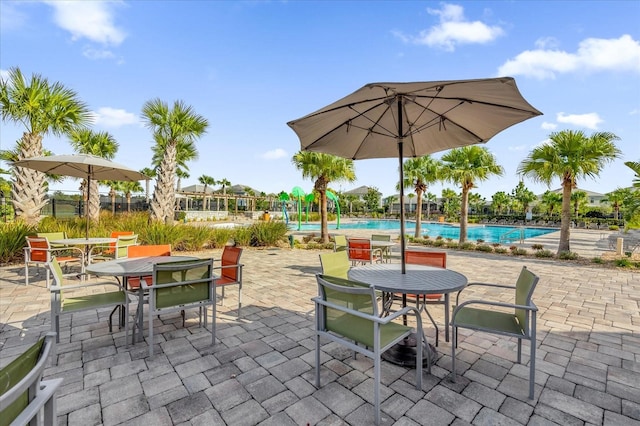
[[414, 190, 423, 238], [320, 190, 329, 243], [12, 133, 47, 225], [459, 188, 469, 243], [151, 143, 177, 225], [87, 179, 100, 222], [559, 181, 572, 253]]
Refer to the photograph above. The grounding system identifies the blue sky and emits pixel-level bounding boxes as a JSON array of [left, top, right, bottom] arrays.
[[1, 1, 639, 201]]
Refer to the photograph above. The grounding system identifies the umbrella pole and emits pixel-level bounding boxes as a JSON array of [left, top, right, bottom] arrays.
[[398, 99, 406, 274], [85, 169, 91, 240]]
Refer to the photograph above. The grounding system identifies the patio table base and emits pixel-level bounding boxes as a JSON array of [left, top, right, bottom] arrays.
[[382, 332, 438, 368]]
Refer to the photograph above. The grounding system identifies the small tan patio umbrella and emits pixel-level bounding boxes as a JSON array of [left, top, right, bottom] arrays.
[[12, 154, 149, 238], [287, 77, 542, 273]]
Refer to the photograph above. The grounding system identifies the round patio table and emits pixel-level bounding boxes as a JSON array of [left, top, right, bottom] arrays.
[[86, 255, 200, 342], [349, 263, 467, 368], [51, 237, 116, 266]]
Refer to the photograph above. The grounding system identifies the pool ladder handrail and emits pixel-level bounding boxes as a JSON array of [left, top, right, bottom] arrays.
[[499, 226, 525, 244]]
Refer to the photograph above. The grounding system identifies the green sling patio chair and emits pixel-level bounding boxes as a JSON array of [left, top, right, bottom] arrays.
[[314, 274, 426, 425], [49, 257, 131, 364], [141, 259, 216, 356], [451, 266, 539, 400], [332, 235, 348, 252], [0, 332, 63, 426], [319, 250, 350, 279], [371, 234, 392, 262], [89, 233, 138, 263]]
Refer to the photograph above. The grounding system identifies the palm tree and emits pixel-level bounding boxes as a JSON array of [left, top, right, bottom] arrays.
[[468, 192, 485, 216], [511, 181, 537, 218], [120, 181, 144, 212], [142, 99, 209, 224], [69, 129, 119, 222], [198, 174, 216, 210], [441, 146, 504, 243], [625, 161, 640, 188], [399, 156, 440, 237], [139, 167, 156, 203], [292, 151, 356, 243], [441, 188, 460, 219], [540, 190, 563, 219], [218, 178, 231, 211], [518, 130, 621, 253], [0, 67, 91, 224], [425, 192, 437, 220], [570, 190, 587, 221], [602, 188, 631, 220], [105, 181, 124, 214], [491, 191, 511, 216]]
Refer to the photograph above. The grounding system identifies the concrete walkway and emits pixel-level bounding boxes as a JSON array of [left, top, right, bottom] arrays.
[[1, 233, 639, 425]]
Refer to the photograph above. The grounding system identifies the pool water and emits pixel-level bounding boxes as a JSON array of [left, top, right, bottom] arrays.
[[294, 220, 556, 243]]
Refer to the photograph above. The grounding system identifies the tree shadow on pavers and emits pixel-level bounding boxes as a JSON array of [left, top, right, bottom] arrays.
[[1, 263, 84, 287], [284, 264, 321, 275]]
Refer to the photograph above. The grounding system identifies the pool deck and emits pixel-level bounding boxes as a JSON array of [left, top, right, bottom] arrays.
[[1, 229, 639, 425]]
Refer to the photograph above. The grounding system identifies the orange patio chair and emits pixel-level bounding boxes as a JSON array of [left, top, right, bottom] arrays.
[[347, 238, 383, 266], [126, 245, 172, 290], [214, 246, 244, 317], [24, 236, 84, 287], [401, 249, 447, 346]]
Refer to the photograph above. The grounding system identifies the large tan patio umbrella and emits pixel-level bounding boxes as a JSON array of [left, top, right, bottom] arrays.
[[12, 154, 149, 238], [287, 77, 542, 273]]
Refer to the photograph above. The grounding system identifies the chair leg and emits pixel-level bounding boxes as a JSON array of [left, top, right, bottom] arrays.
[[422, 308, 439, 347], [529, 314, 537, 400], [416, 330, 423, 388], [374, 355, 381, 425], [25, 261, 29, 286], [148, 306, 154, 356], [451, 325, 457, 382]]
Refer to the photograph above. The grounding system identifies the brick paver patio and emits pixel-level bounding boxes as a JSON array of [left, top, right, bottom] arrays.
[[1, 229, 639, 425]]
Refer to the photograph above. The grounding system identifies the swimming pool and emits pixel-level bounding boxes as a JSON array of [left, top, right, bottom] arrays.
[[294, 220, 556, 243]]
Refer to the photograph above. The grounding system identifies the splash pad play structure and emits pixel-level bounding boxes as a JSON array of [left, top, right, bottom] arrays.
[[280, 187, 341, 230]]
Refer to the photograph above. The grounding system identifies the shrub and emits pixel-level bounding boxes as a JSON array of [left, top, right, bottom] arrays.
[[422, 239, 434, 246], [531, 244, 544, 250], [181, 225, 215, 251], [609, 225, 619, 231], [302, 233, 318, 243], [476, 244, 493, 252], [494, 247, 508, 254], [305, 242, 323, 249], [591, 257, 604, 264], [209, 228, 234, 248], [231, 226, 252, 247], [476, 239, 484, 244], [534, 249, 554, 258], [446, 241, 460, 249], [511, 248, 528, 256], [557, 251, 579, 260], [0, 221, 36, 264], [615, 258, 631, 267], [250, 221, 288, 246], [140, 222, 187, 248], [459, 242, 475, 250], [509, 245, 518, 252], [432, 239, 445, 247]]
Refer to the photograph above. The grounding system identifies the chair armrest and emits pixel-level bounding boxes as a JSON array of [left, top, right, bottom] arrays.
[[312, 297, 421, 325], [452, 299, 539, 317], [49, 246, 84, 256], [455, 282, 516, 305], [50, 280, 122, 292]]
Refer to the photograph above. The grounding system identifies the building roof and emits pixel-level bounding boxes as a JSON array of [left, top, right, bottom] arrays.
[[344, 185, 380, 196]]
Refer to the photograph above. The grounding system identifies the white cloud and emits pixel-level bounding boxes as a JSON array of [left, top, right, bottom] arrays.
[[541, 122, 557, 130], [393, 3, 504, 51], [508, 145, 527, 151], [82, 47, 115, 60], [498, 35, 640, 79], [556, 112, 603, 130], [45, 0, 126, 46], [90, 107, 139, 128], [629, 109, 639, 116], [261, 148, 287, 160]]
